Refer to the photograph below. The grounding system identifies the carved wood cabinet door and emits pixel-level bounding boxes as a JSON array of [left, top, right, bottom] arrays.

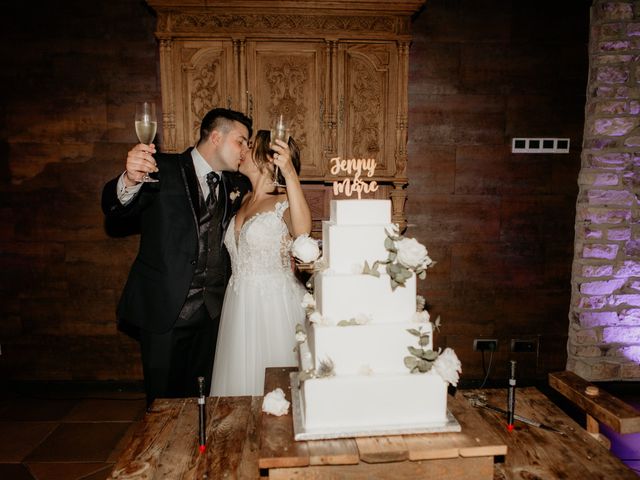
[[337, 42, 399, 178], [171, 40, 237, 150], [246, 41, 326, 178]]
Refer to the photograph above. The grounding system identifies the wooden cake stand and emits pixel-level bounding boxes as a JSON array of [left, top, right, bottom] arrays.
[[259, 367, 506, 479]]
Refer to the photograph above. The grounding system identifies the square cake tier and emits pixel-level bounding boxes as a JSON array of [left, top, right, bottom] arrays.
[[300, 371, 448, 432], [307, 321, 432, 375], [330, 199, 391, 225], [315, 272, 416, 325], [322, 222, 391, 273]]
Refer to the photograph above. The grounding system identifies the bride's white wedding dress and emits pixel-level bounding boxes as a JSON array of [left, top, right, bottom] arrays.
[[210, 200, 307, 396]]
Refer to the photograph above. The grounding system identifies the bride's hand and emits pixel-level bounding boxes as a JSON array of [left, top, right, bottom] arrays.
[[270, 139, 296, 181]]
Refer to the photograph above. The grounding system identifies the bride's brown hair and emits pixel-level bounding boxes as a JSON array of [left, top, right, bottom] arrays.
[[251, 129, 301, 185]]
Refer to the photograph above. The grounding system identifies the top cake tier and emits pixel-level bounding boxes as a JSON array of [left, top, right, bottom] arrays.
[[330, 199, 391, 225], [323, 200, 394, 273]]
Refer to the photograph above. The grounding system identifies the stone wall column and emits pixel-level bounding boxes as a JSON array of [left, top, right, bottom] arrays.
[[569, 0, 640, 381]]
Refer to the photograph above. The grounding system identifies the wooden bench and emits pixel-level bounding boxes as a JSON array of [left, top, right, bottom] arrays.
[[549, 370, 640, 448], [107, 368, 638, 479]]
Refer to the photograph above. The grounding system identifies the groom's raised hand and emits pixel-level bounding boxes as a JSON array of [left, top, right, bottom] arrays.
[[124, 143, 158, 186]]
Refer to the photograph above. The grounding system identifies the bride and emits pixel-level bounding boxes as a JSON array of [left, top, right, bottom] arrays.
[[210, 130, 312, 396]]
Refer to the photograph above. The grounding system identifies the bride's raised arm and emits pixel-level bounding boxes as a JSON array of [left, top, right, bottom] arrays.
[[271, 137, 312, 237]]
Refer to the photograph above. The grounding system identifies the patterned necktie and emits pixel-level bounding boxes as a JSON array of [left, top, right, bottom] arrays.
[[205, 171, 220, 206]]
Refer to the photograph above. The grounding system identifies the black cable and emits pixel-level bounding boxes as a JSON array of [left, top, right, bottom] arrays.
[[478, 349, 494, 389]]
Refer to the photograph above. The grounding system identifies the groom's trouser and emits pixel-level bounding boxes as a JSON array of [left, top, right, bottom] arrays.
[[140, 303, 221, 407]]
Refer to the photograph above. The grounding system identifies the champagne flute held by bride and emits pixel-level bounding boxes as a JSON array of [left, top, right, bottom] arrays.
[[270, 114, 290, 188], [135, 101, 158, 183]]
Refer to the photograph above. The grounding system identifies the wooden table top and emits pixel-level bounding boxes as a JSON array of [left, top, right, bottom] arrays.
[[473, 386, 637, 480], [108, 367, 637, 479]]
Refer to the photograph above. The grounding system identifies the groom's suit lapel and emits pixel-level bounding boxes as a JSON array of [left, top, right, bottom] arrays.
[[178, 149, 235, 243], [178, 148, 200, 239], [220, 173, 231, 232]]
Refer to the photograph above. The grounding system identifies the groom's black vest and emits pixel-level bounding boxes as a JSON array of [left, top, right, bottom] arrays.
[[178, 185, 228, 324]]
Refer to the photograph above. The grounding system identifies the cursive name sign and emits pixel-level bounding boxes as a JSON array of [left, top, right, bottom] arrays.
[[330, 157, 379, 199]]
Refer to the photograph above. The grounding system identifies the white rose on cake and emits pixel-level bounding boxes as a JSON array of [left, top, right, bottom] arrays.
[[301, 292, 316, 310], [292, 234, 320, 263], [385, 223, 400, 238], [395, 237, 432, 270], [262, 388, 290, 416], [412, 310, 430, 323], [433, 348, 462, 387], [416, 295, 426, 312], [308, 311, 324, 324]]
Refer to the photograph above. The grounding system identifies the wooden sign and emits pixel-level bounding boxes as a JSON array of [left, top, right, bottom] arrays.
[[330, 156, 379, 199]]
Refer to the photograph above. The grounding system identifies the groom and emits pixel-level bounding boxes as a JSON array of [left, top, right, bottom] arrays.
[[102, 108, 252, 406]]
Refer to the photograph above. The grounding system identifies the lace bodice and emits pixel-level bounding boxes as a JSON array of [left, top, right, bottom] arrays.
[[224, 200, 293, 287]]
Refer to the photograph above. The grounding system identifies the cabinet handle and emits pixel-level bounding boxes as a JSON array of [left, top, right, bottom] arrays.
[[248, 93, 254, 119], [227, 95, 232, 109], [338, 95, 344, 126]]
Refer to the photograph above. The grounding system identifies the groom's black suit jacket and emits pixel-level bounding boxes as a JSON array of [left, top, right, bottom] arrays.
[[101, 148, 250, 334]]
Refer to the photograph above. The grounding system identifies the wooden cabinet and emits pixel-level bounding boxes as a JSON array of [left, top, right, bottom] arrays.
[[337, 42, 400, 178], [168, 40, 237, 150], [246, 40, 326, 178], [147, 0, 424, 229]]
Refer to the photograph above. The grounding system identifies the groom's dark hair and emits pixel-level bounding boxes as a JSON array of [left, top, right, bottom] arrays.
[[197, 108, 253, 146]]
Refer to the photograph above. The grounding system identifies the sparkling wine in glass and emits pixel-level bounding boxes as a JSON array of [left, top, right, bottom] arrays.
[[270, 114, 290, 188], [135, 101, 158, 183]]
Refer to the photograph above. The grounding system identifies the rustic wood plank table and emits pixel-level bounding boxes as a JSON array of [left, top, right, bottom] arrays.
[[472, 387, 638, 480], [108, 367, 637, 479]]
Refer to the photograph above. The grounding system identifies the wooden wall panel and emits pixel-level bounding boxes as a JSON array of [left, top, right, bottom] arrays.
[[406, 0, 589, 382], [0, 0, 590, 382]]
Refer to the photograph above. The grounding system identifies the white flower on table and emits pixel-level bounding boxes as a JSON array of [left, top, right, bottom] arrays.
[[433, 348, 462, 387], [262, 388, 290, 416], [292, 234, 320, 263]]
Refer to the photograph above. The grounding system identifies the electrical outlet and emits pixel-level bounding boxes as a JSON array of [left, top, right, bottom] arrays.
[[473, 339, 498, 352], [511, 339, 537, 353]]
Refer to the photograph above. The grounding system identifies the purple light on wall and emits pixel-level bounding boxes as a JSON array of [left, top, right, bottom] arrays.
[[600, 418, 640, 475], [570, 0, 640, 383], [603, 327, 640, 345], [620, 346, 640, 364], [580, 279, 625, 295]]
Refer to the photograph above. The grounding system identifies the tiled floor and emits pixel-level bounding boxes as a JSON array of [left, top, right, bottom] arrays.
[[0, 381, 638, 479], [0, 383, 146, 480]]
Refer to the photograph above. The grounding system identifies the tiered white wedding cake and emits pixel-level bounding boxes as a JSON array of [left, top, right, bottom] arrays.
[[291, 199, 461, 439]]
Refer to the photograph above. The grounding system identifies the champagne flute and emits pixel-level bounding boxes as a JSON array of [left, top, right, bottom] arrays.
[[135, 101, 158, 183], [270, 114, 290, 188]]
